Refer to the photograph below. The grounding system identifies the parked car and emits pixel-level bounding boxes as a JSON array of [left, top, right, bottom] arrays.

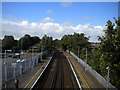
[[12, 55, 17, 58], [15, 53, 20, 56], [12, 53, 21, 58], [8, 54, 13, 57]]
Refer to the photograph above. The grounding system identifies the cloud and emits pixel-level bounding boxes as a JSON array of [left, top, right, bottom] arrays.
[[2, 17, 105, 42], [41, 17, 54, 22], [47, 9, 53, 14], [72, 24, 105, 42], [60, 2, 72, 7]]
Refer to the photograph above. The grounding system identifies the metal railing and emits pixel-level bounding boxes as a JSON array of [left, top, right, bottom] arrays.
[[67, 50, 116, 89], [2, 54, 40, 88]]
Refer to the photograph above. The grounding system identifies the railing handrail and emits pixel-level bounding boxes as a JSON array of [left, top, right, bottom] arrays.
[[67, 50, 116, 89]]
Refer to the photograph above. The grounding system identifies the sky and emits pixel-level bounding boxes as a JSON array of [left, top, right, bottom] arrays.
[[1, 2, 118, 42]]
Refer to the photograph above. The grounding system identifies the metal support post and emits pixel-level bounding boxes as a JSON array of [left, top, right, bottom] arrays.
[[85, 48, 87, 71], [41, 46, 43, 62], [12, 63, 16, 77], [78, 46, 80, 58], [19, 61, 22, 76], [25, 59, 26, 70], [4, 50, 7, 88], [32, 47, 34, 69], [106, 66, 110, 89]]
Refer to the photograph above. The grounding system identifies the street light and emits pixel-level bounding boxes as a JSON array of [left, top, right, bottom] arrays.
[[21, 38, 22, 54], [106, 66, 110, 89], [16, 36, 23, 58], [78, 46, 80, 58], [32, 47, 34, 69], [85, 48, 87, 71], [4, 50, 7, 88], [41, 45, 43, 62], [32, 46, 36, 68]]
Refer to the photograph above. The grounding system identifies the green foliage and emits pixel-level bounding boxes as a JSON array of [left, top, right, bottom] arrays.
[[97, 18, 120, 88], [2, 34, 40, 51], [61, 33, 89, 51], [19, 34, 40, 50], [40, 35, 53, 52], [2, 35, 17, 50], [77, 18, 120, 88], [53, 39, 62, 49]]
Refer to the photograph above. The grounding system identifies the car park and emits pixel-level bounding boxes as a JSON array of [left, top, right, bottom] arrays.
[[12, 53, 21, 58], [12, 54, 17, 58], [8, 54, 14, 57], [1, 54, 8, 58], [15, 53, 20, 56]]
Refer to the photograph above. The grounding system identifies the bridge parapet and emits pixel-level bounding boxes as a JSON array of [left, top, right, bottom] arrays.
[[67, 50, 116, 89]]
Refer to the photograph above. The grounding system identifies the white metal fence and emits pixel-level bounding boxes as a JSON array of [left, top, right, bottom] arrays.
[[67, 50, 116, 89], [2, 54, 40, 88]]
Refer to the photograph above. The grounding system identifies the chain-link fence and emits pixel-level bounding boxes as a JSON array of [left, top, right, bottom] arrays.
[[67, 50, 116, 88], [2, 54, 40, 88]]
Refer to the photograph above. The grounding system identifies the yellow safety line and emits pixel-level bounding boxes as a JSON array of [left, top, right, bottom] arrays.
[[23, 65, 44, 89], [87, 68, 105, 88], [67, 53, 91, 90]]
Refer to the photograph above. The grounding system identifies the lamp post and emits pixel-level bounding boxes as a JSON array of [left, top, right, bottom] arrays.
[[16, 36, 23, 58], [85, 48, 87, 71], [41, 45, 43, 62], [86, 48, 87, 63], [106, 66, 110, 89], [78, 46, 80, 58], [21, 38, 22, 54], [4, 50, 7, 88], [32, 46, 34, 69], [32, 46, 37, 68]]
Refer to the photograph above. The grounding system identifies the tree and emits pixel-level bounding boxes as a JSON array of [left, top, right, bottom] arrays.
[[2, 35, 17, 50], [98, 18, 120, 88], [61, 33, 89, 55], [18, 34, 40, 50], [40, 35, 53, 52], [31, 36, 40, 46], [53, 39, 62, 49], [19, 34, 31, 50]]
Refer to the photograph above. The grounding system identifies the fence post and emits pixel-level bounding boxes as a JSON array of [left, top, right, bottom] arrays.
[[25, 59, 26, 71], [12, 62, 16, 77], [36, 55, 39, 65], [29, 59, 31, 69]]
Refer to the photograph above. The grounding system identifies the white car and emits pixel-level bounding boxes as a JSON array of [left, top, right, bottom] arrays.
[[15, 53, 20, 56]]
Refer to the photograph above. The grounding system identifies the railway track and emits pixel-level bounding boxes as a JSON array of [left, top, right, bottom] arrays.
[[32, 50, 80, 89]]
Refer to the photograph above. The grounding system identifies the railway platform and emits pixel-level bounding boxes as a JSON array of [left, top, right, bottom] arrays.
[[65, 51, 105, 89], [6, 58, 50, 89]]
